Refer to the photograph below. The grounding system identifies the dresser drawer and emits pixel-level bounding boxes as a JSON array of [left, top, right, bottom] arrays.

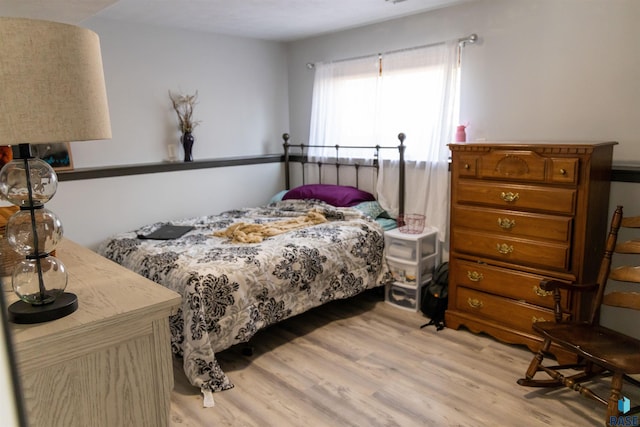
[[549, 157, 579, 184], [456, 180, 577, 215], [453, 149, 579, 185], [455, 286, 557, 335], [478, 150, 548, 182], [452, 205, 572, 243], [455, 153, 479, 178], [452, 229, 570, 271], [452, 259, 568, 309]]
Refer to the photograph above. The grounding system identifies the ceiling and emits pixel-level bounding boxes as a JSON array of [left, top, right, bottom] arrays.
[[1, 0, 473, 42]]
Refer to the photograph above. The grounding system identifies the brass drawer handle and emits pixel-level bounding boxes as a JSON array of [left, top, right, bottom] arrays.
[[467, 271, 483, 282], [497, 218, 515, 230], [559, 168, 567, 175], [533, 285, 553, 297], [464, 163, 470, 169], [500, 192, 519, 203], [496, 243, 513, 254], [467, 298, 484, 309], [532, 316, 548, 324]]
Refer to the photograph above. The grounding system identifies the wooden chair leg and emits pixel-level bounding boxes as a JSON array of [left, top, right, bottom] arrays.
[[517, 338, 566, 387], [606, 372, 624, 426], [525, 338, 551, 379]]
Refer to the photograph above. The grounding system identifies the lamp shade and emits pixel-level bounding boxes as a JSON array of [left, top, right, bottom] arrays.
[[0, 17, 112, 145]]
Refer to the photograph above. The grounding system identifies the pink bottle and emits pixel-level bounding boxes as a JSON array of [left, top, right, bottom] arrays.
[[455, 125, 467, 142]]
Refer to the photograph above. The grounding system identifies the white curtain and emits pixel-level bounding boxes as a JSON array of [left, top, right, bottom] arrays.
[[377, 41, 459, 241], [309, 56, 381, 159], [309, 41, 460, 241]]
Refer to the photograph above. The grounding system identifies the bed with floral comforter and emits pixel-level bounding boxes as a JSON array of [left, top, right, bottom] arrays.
[[97, 198, 389, 404]]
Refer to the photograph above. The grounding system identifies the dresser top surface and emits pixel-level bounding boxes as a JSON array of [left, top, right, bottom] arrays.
[[8, 239, 181, 344], [449, 141, 618, 149]]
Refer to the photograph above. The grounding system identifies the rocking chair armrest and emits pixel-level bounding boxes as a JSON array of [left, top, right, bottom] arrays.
[[539, 279, 598, 293], [540, 279, 598, 322]]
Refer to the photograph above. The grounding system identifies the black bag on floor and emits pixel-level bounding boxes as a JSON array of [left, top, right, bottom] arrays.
[[420, 262, 449, 331]]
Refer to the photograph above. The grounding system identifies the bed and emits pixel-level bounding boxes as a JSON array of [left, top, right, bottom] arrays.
[[97, 133, 406, 405]]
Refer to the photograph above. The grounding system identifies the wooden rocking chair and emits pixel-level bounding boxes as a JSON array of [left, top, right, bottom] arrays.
[[517, 205, 640, 426]]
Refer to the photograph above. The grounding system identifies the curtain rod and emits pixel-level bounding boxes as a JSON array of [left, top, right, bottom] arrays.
[[306, 33, 478, 69]]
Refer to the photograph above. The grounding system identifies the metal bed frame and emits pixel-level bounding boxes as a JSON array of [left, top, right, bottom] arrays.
[[282, 132, 406, 219]]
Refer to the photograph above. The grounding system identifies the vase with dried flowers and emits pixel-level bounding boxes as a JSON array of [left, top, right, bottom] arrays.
[[169, 90, 201, 162]]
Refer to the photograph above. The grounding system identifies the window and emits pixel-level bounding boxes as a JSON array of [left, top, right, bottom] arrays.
[[308, 41, 460, 240], [309, 40, 459, 162]]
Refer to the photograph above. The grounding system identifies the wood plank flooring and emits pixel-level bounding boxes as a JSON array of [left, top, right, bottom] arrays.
[[169, 288, 639, 426]]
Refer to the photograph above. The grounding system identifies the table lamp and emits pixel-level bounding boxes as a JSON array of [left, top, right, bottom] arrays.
[[0, 18, 112, 323]]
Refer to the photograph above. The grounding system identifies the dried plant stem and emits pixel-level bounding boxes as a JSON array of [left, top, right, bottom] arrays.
[[169, 90, 201, 133]]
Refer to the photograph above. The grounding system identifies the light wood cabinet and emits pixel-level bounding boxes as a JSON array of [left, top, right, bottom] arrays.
[[8, 239, 181, 427], [446, 141, 616, 362]]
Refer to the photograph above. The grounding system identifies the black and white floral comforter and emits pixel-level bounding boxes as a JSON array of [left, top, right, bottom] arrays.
[[97, 199, 388, 399]]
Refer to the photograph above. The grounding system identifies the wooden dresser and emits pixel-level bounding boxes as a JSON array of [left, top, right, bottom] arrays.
[[8, 239, 181, 427], [446, 141, 616, 361]]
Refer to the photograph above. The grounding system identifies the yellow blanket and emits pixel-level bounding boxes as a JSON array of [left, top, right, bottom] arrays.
[[213, 209, 327, 243]]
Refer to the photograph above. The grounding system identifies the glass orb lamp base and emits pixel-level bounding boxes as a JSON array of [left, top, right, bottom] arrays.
[[8, 292, 78, 324]]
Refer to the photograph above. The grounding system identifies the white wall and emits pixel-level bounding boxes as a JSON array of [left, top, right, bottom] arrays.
[[288, 0, 639, 158], [47, 163, 284, 249], [42, 18, 291, 249], [78, 17, 290, 165]]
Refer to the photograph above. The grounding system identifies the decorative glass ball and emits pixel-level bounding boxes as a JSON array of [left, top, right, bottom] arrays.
[[12, 256, 68, 305], [0, 158, 57, 207], [6, 208, 63, 256]]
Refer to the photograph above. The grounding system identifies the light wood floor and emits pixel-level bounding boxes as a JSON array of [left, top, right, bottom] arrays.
[[169, 289, 638, 427]]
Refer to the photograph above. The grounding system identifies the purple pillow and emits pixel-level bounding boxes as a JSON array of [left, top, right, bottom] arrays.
[[283, 184, 375, 207]]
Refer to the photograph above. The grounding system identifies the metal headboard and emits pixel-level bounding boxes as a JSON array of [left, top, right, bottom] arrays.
[[282, 133, 406, 219]]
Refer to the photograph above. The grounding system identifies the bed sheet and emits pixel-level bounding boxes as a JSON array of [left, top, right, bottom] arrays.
[[97, 199, 389, 397]]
